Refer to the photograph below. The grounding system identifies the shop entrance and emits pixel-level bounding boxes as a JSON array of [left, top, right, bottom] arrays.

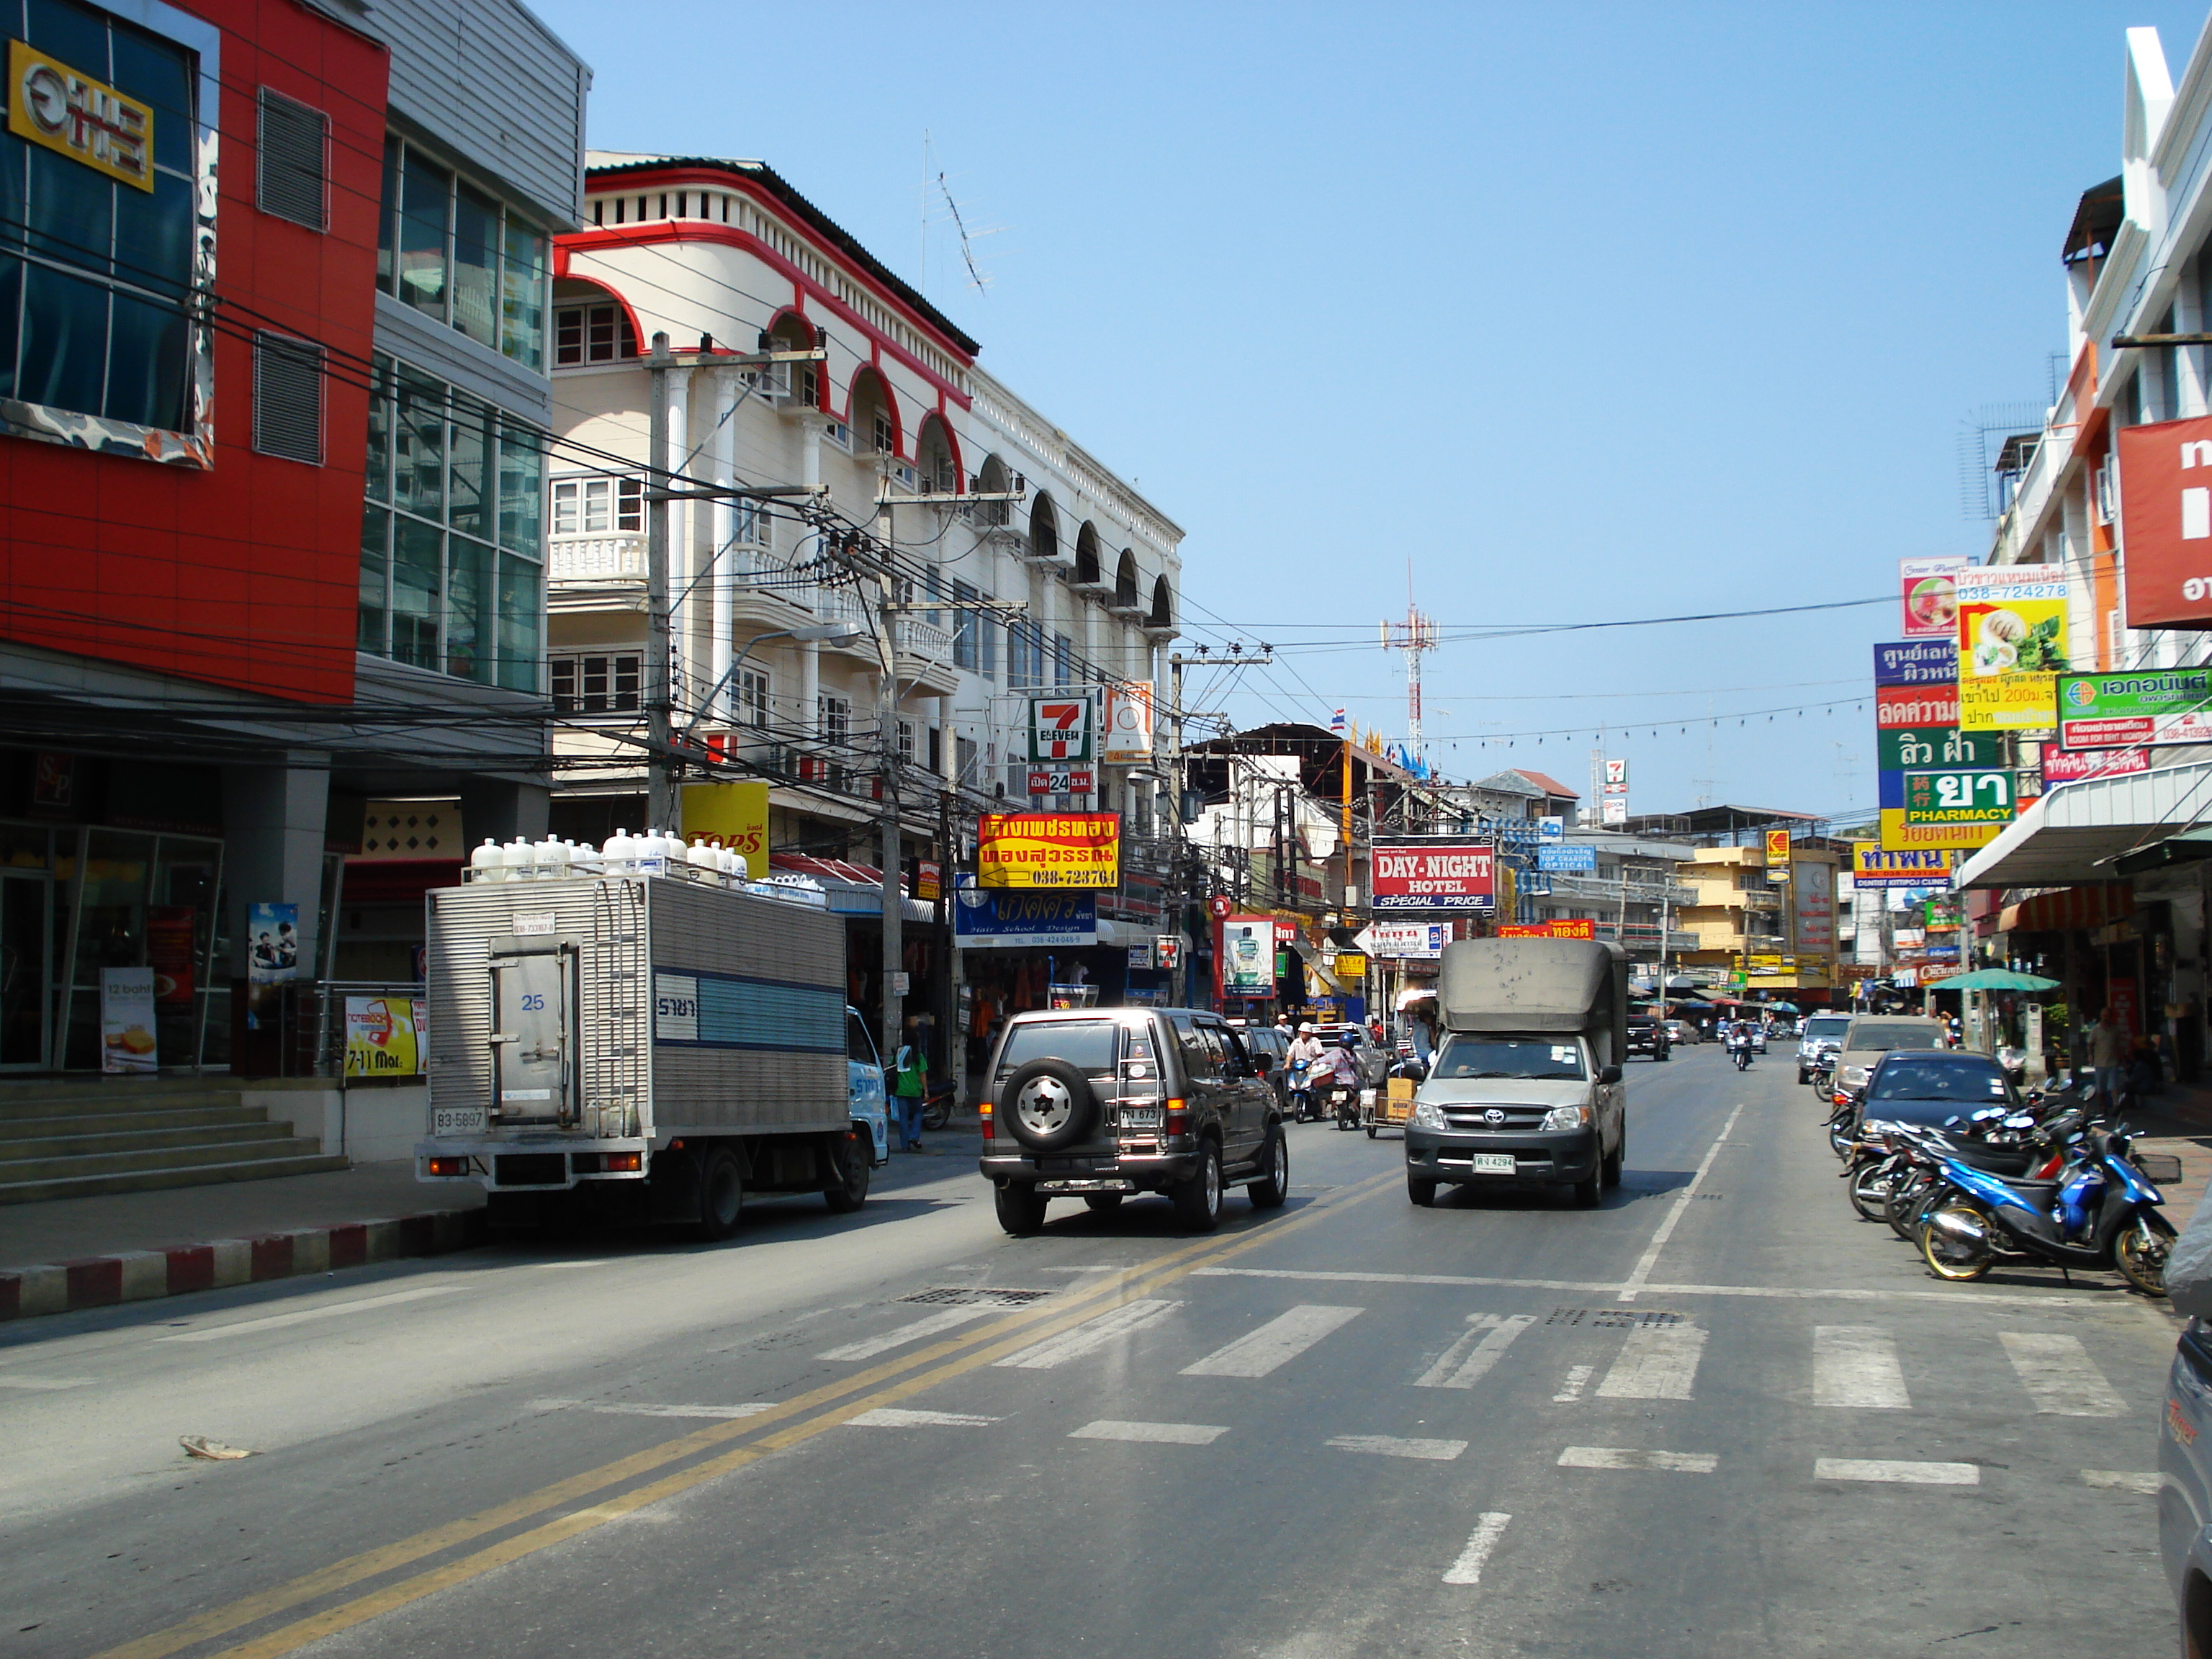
[[0, 871, 50, 1068]]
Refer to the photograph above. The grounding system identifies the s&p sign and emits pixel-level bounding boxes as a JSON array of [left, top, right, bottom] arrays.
[[1370, 839, 1495, 913]]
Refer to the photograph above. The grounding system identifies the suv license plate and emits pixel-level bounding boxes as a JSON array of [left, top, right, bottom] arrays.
[[1470, 1153, 1516, 1175], [433, 1106, 487, 1137], [1120, 1105, 1162, 1128]]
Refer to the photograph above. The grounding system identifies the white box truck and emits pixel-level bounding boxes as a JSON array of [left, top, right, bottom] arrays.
[[414, 871, 889, 1238]]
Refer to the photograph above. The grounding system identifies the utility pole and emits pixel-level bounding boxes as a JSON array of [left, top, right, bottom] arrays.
[[936, 784, 956, 1096], [645, 333, 676, 832]]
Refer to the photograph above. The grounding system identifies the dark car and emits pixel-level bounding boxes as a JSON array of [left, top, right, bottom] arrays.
[[980, 1007, 1289, 1236], [1240, 1023, 1292, 1112], [1852, 1048, 2015, 1137], [1626, 1015, 1672, 1061]]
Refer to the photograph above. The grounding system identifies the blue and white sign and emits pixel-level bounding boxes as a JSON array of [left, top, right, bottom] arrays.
[[1536, 815, 1565, 842], [653, 968, 843, 1051], [954, 878, 1097, 948], [1874, 640, 1958, 687], [1537, 844, 1596, 872]]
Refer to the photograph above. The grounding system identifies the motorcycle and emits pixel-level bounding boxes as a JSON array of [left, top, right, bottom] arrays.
[[1859, 1107, 2072, 1239], [1729, 1035, 1754, 1072], [1288, 1058, 1316, 1123], [1920, 1120, 2175, 1294], [1327, 1079, 1361, 1130]]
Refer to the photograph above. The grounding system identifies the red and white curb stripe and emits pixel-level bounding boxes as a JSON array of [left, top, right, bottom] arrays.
[[0, 1208, 487, 1321]]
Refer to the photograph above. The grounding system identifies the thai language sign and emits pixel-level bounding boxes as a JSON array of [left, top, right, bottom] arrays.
[[1536, 844, 1596, 871], [1876, 809, 2004, 852], [1956, 565, 2074, 732], [1370, 839, 1496, 913], [1498, 920, 1596, 939], [1878, 727, 1999, 771], [976, 812, 1120, 888], [953, 881, 1098, 948], [1876, 684, 1960, 729], [1873, 640, 1957, 686], [2054, 670, 2212, 751], [2040, 745, 2150, 785], [1850, 844, 1957, 886], [2116, 413, 2212, 628], [1902, 768, 2015, 825], [1900, 557, 1966, 640]]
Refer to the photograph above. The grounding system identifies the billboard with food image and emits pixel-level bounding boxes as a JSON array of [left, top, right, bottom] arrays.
[[1954, 565, 2074, 730], [1901, 557, 1966, 640]]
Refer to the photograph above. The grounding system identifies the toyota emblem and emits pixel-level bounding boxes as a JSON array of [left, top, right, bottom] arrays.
[[1484, 1108, 1506, 1126]]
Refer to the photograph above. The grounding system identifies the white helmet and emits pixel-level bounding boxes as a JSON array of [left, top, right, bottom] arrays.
[[1298, 1022, 1315, 1034]]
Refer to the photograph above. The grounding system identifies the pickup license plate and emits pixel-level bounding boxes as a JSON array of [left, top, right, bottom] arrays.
[[1470, 1153, 1516, 1175], [1120, 1105, 1162, 1128], [432, 1106, 487, 1137]]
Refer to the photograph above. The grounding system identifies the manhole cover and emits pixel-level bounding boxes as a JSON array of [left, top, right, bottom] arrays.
[[898, 1287, 1056, 1307], [1547, 1308, 1684, 1328]]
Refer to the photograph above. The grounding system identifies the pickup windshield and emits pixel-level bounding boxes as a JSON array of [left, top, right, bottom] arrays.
[[1431, 1036, 1588, 1081]]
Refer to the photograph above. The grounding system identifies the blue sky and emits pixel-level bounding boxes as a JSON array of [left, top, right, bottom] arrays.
[[534, 0, 2208, 822]]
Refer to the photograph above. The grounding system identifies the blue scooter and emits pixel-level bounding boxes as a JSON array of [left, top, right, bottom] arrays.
[[1920, 1121, 2175, 1295]]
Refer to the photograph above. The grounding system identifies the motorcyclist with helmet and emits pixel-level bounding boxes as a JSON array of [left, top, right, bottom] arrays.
[[1286, 1021, 1327, 1123]]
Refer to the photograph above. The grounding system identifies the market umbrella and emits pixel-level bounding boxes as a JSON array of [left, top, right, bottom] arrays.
[[1936, 968, 2062, 993]]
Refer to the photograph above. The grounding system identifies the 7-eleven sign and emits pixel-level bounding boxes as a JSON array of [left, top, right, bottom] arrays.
[[1028, 696, 1094, 763]]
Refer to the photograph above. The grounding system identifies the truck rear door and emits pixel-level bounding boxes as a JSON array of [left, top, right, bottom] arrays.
[[489, 941, 575, 1127]]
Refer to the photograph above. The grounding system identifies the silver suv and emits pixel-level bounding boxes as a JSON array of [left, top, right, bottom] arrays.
[[980, 1007, 1290, 1236], [1796, 1013, 1853, 1085]]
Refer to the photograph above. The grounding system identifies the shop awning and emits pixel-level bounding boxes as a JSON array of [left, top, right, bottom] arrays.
[[1954, 757, 2212, 889], [1996, 884, 2134, 934], [767, 853, 934, 923]]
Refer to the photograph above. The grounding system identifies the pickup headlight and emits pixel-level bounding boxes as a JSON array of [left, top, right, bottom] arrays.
[[1842, 1066, 1868, 1087], [1541, 1103, 1593, 1132], [1408, 1100, 1446, 1131]]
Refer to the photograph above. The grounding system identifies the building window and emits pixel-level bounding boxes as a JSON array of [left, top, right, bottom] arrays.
[[819, 694, 850, 746], [872, 409, 894, 455], [897, 719, 915, 764], [359, 353, 545, 691], [553, 303, 638, 367], [251, 332, 324, 464], [0, 5, 216, 462], [256, 87, 328, 230], [377, 135, 549, 370], [549, 652, 640, 714], [823, 419, 850, 449], [1053, 631, 1072, 687], [551, 475, 643, 535], [734, 666, 770, 729]]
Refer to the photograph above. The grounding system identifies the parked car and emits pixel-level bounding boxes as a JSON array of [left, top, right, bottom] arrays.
[[981, 1006, 1289, 1235], [1832, 1015, 1948, 1101], [1663, 1020, 1699, 1046], [1241, 1023, 1292, 1112], [1626, 1014, 1672, 1061], [1796, 1012, 1853, 1085]]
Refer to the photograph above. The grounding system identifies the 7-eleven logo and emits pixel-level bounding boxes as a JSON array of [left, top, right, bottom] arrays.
[[1031, 698, 1091, 762]]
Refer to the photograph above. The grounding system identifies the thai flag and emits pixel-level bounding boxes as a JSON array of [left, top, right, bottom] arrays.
[[1329, 709, 1346, 734]]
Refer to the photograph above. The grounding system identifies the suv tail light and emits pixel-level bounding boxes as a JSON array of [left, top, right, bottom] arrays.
[[1163, 1097, 1190, 1138], [979, 1101, 994, 1142]]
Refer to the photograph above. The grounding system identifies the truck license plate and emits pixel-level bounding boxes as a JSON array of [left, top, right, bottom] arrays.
[[1470, 1153, 1516, 1175], [433, 1106, 487, 1137]]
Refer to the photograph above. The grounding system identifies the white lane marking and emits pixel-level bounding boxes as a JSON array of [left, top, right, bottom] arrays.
[[0, 1375, 96, 1390], [529, 1398, 771, 1420], [993, 1300, 1183, 1369], [1181, 1305, 1364, 1378], [1328, 1434, 1467, 1462], [1596, 1324, 1707, 1401], [1442, 1513, 1513, 1585], [847, 1407, 1000, 1428], [2082, 1470, 2162, 1494], [1415, 1313, 1537, 1389], [1194, 1267, 2113, 1308], [1814, 1326, 1911, 1410], [1815, 1457, 1979, 1485], [819, 1305, 995, 1361], [154, 1284, 465, 1342], [2001, 1333, 2126, 1416], [1618, 1104, 1743, 1301], [1069, 1419, 1229, 1445], [1559, 1446, 1717, 1473], [1553, 1364, 1594, 1403]]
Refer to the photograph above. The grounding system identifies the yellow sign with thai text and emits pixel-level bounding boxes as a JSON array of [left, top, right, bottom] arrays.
[[977, 812, 1120, 889], [1876, 808, 2004, 853], [7, 40, 153, 192]]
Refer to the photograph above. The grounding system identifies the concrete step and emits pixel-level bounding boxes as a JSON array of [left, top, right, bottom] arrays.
[[0, 1089, 251, 1123], [0, 1120, 296, 1161], [0, 1105, 269, 1142], [0, 1135, 331, 1185], [0, 1153, 354, 1206]]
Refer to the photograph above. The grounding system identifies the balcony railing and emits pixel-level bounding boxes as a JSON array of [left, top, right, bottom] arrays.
[[549, 534, 647, 583]]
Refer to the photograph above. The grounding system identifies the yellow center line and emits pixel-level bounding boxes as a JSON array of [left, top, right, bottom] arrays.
[[95, 1168, 1396, 1659]]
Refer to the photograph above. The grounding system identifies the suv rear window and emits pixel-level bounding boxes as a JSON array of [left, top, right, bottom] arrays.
[[997, 1020, 1121, 1076], [1804, 1017, 1851, 1040], [1845, 1022, 1942, 1053]]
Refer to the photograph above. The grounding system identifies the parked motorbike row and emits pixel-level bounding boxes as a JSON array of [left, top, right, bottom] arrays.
[[1830, 1079, 2177, 1295]]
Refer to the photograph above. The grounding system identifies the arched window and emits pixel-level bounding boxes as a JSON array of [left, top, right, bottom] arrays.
[[848, 368, 899, 457], [1073, 521, 1102, 586], [1114, 549, 1140, 610], [1029, 492, 1060, 564], [974, 454, 1011, 527], [917, 414, 960, 494], [762, 312, 817, 405], [1148, 575, 1174, 632], [551, 279, 639, 366]]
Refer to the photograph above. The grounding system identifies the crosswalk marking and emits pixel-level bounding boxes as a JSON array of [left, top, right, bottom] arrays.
[[993, 1300, 1184, 1370], [1596, 1323, 1707, 1400], [2000, 1333, 2126, 1416], [1814, 1326, 1911, 1410], [1416, 1313, 1537, 1390], [0, 1375, 95, 1390], [2082, 1470, 2161, 1493], [1559, 1446, 1717, 1473], [1328, 1434, 1467, 1461], [1553, 1364, 1594, 1403], [1815, 1457, 1978, 1485], [1069, 1419, 1228, 1445], [1181, 1305, 1364, 1378], [819, 1305, 996, 1362], [847, 1408, 999, 1428], [1442, 1514, 1513, 1585]]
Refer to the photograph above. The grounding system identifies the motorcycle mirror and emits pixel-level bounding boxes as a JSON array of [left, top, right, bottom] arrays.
[[1945, 1115, 1964, 1128]]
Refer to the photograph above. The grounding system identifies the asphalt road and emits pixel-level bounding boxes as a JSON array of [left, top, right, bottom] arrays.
[[0, 1044, 2186, 1658]]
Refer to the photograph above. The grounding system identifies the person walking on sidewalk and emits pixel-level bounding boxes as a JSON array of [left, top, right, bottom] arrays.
[[2090, 1006, 2128, 1112], [893, 1017, 929, 1152]]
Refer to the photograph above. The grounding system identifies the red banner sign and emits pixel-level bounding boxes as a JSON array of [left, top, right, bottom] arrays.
[[1498, 919, 1594, 939], [2041, 746, 2149, 785], [1876, 684, 1960, 729], [2118, 413, 2212, 627], [1371, 840, 1495, 913]]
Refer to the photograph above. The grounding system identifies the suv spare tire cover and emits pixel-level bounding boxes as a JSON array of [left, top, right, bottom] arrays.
[[1001, 1057, 1100, 1152]]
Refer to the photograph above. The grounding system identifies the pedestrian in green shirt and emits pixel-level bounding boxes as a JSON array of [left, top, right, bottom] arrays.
[[894, 1015, 928, 1151]]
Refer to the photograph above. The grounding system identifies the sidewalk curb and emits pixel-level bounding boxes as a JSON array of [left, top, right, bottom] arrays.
[[0, 1208, 488, 1323]]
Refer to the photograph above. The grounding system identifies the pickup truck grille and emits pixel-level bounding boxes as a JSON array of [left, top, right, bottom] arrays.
[[1441, 1105, 1550, 1130]]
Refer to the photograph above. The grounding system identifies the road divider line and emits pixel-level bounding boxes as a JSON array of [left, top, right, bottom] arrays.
[[100, 1166, 1403, 1659], [1559, 1445, 1717, 1473], [1442, 1513, 1512, 1585], [1181, 1304, 1364, 1377], [1618, 1105, 1741, 1302], [1815, 1457, 1979, 1485], [1416, 1313, 1536, 1390], [2000, 1332, 2127, 1416], [1813, 1326, 1911, 1410]]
